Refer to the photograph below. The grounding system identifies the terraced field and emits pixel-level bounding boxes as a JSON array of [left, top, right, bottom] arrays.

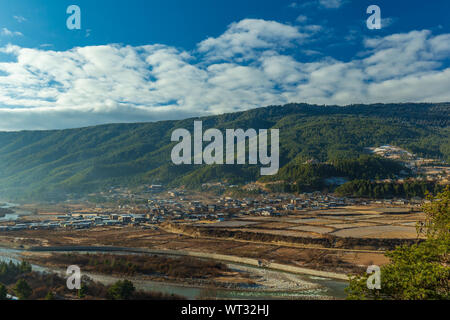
[[195, 206, 425, 241]]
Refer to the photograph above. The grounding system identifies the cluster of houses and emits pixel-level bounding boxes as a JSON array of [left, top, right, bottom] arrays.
[[368, 145, 415, 160], [0, 212, 157, 232], [0, 186, 426, 232], [367, 145, 449, 183], [144, 193, 356, 221]]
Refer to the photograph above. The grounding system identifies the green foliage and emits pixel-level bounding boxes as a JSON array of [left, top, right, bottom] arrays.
[[0, 103, 448, 200], [107, 280, 136, 300], [346, 187, 450, 300], [0, 283, 7, 300], [46, 253, 230, 279], [178, 165, 259, 188], [0, 259, 185, 300], [264, 155, 409, 193], [45, 291, 55, 300], [335, 180, 442, 199], [0, 261, 32, 285], [78, 284, 88, 299], [267, 156, 406, 182], [420, 186, 450, 241], [347, 239, 449, 300], [14, 279, 32, 300]]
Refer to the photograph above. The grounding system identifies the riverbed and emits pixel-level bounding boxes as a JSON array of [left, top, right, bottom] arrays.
[[0, 203, 22, 222], [0, 246, 348, 300]]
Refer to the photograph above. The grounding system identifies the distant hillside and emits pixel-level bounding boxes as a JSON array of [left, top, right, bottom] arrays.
[[0, 103, 448, 201], [260, 156, 411, 193]]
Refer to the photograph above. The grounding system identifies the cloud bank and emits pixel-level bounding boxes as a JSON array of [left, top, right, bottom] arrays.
[[0, 19, 449, 130]]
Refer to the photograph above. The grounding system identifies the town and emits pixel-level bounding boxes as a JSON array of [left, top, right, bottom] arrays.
[[0, 184, 424, 233]]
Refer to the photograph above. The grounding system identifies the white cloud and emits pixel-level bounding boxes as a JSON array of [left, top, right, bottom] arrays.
[[382, 17, 397, 29], [198, 19, 309, 62], [362, 30, 442, 81], [13, 15, 27, 23], [0, 19, 448, 131], [318, 0, 346, 9], [296, 15, 308, 24], [302, 49, 322, 56], [291, 0, 346, 10], [1, 27, 23, 37]]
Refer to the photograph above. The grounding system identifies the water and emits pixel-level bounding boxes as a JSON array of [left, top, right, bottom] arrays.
[[0, 247, 48, 273], [0, 202, 20, 222], [84, 273, 205, 299], [307, 276, 348, 299], [0, 247, 348, 300], [0, 214, 19, 222], [81, 272, 347, 300], [0, 202, 16, 208], [0, 203, 348, 299]]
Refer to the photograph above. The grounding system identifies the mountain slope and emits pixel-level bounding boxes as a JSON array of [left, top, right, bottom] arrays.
[[0, 103, 448, 200]]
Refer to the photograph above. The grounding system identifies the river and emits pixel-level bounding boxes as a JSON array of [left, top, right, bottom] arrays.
[[0, 246, 348, 300], [0, 202, 20, 222], [0, 204, 348, 299]]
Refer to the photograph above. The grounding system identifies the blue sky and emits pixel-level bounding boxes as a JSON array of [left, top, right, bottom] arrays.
[[2, 0, 448, 58], [0, 0, 449, 130]]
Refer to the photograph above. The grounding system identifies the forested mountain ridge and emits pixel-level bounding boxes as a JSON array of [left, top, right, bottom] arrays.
[[0, 103, 448, 200]]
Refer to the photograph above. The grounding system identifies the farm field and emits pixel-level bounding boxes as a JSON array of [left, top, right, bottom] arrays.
[[194, 207, 425, 241], [0, 204, 426, 277]]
